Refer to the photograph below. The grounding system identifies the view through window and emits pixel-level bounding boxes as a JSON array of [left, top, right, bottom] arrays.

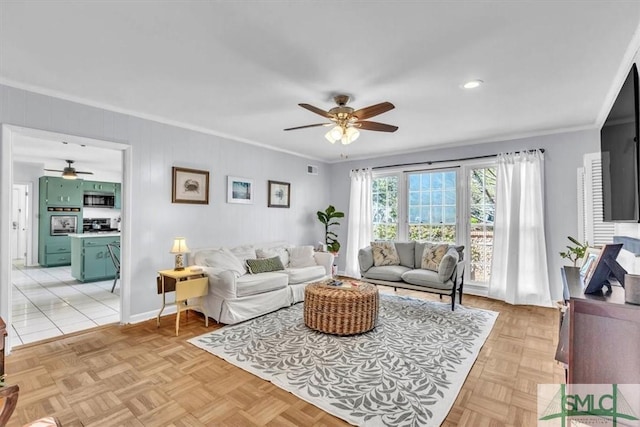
[[371, 164, 496, 285]]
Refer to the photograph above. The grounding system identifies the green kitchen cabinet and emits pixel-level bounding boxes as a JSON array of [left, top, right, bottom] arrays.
[[40, 239, 72, 266], [82, 180, 116, 193], [39, 176, 83, 206], [70, 235, 120, 282], [114, 183, 122, 209]]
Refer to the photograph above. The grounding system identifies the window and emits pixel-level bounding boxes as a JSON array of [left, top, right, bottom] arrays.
[[468, 167, 496, 283], [372, 175, 398, 240], [371, 162, 497, 286], [407, 170, 456, 243]]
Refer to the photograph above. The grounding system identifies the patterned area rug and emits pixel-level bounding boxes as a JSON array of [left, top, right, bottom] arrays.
[[188, 294, 498, 427]]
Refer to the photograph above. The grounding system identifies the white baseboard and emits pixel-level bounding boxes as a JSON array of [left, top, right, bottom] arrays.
[[462, 283, 489, 297], [127, 305, 177, 324]]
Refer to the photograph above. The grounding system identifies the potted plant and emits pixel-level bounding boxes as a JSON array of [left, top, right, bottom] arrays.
[[559, 236, 589, 267], [317, 205, 344, 254]]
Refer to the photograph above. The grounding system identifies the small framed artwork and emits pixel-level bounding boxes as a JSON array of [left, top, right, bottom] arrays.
[[268, 180, 291, 208], [172, 167, 209, 204], [227, 176, 253, 204]]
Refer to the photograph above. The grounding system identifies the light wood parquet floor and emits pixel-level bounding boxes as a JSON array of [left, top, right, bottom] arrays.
[[4, 288, 565, 426]]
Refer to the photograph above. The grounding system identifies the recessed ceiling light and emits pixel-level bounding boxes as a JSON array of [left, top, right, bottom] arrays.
[[462, 79, 483, 89]]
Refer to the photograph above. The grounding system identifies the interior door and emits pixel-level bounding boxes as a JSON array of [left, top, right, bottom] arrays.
[[11, 185, 27, 262]]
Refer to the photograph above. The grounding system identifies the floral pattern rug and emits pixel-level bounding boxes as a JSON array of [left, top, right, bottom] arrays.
[[188, 294, 497, 427]]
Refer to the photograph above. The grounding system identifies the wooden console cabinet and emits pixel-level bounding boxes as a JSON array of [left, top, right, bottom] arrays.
[[557, 266, 640, 383]]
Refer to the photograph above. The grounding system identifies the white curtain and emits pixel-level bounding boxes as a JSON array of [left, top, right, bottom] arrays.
[[345, 168, 372, 278], [488, 150, 552, 306]]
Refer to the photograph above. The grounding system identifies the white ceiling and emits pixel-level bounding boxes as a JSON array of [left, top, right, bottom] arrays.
[[2, 1, 640, 163]]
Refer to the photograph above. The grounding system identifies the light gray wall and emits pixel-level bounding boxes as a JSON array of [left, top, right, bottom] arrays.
[[328, 129, 600, 300], [1, 84, 331, 318]]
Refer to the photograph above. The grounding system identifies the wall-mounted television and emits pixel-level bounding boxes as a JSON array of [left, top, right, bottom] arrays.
[[601, 63, 640, 222]]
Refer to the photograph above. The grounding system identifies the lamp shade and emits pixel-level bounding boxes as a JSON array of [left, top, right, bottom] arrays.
[[170, 237, 190, 254]]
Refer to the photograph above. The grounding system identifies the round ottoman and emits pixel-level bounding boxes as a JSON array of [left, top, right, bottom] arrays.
[[304, 280, 379, 335]]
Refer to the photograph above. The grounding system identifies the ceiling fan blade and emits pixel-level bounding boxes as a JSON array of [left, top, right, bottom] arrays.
[[352, 102, 395, 120], [284, 123, 331, 131], [355, 121, 399, 132], [44, 169, 64, 173], [76, 171, 94, 175], [299, 104, 333, 119]]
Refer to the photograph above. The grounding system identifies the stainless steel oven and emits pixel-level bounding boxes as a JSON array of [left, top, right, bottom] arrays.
[[48, 208, 80, 236]]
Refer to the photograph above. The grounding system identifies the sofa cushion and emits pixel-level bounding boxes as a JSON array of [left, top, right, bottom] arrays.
[[394, 242, 416, 268], [256, 246, 290, 267], [236, 272, 288, 297], [358, 247, 374, 272], [363, 265, 412, 282], [246, 256, 285, 274], [288, 246, 317, 268], [421, 243, 449, 271], [230, 245, 257, 265], [371, 241, 400, 266], [438, 248, 459, 282], [401, 269, 453, 290], [202, 247, 246, 277], [285, 265, 326, 284]]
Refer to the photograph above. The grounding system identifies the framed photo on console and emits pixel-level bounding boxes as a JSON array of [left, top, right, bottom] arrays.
[[172, 167, 210, 204], [268, 180, 290, 208], [227, 176, 254, 204]]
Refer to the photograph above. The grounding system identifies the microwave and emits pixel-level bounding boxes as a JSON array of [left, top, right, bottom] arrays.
[[83, 192, 115, 208]]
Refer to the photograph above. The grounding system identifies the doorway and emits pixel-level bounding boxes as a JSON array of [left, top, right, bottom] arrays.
[[11, 184, 30, 265], [1, 124, 131, 353]]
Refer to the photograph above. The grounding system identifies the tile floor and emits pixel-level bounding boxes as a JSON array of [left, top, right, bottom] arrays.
[[11, 262, 120, 346]]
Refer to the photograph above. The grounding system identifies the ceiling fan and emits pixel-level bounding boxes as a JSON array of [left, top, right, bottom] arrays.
[[44, 160, 94, 180], [284, 94, 398, 145]]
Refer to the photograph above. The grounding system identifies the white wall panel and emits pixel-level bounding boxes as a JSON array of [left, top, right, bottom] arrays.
[[1, 83, 330, 317], [328, 130, 600, 301]]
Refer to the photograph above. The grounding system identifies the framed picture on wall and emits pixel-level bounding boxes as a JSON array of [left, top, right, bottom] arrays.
[[227, 176, 253, 204], [268, 180, 290, 208], [171, 167, 210, 204]]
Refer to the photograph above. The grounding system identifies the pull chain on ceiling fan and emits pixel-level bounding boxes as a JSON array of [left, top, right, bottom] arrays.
[[44, 160, 94, 180], [284, 94, 398, 145]]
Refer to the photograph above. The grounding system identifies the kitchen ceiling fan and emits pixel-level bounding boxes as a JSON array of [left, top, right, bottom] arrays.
[[284, 94, 398, 145], [44, 160, 94, 180]]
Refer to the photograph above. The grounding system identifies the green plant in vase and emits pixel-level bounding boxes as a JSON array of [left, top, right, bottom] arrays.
[[317, 205, 344, 254], [559, 236, 589, 267]]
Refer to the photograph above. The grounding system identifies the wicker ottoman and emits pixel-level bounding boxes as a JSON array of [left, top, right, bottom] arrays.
[[304, 280, 379, 335]]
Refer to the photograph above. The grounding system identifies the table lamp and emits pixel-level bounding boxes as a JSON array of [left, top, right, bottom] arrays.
[[170, 237, 190, 270]]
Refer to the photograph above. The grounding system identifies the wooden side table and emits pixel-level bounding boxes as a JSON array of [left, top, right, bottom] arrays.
[[157, 268, 209, 336]]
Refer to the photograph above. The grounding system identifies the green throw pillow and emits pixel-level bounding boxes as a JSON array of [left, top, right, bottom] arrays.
[[246, 256, 285, 274]]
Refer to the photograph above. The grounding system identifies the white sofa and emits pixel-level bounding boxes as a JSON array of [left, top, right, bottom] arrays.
[[191, 241, 333, 324]]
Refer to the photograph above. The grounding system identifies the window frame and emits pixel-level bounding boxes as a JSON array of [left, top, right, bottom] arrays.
[[371, 159, 497, 287]]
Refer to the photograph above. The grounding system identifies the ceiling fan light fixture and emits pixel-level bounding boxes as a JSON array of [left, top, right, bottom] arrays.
[[341, 127, 360, 145], [325, 130, 337, 144], [62, 169, 77, 180], [330, 126, 344, 140]]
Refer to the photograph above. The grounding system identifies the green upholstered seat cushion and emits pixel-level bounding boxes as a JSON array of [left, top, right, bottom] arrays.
[[437, 248, 459, 282], [363, 265, 411, 281], [394, 242, 416, 268], [246, 256, 285, 274], [401, 269, 453, 290]]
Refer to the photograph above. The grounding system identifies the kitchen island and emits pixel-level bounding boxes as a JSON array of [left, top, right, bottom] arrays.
[[69, 233, 120, 282]]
